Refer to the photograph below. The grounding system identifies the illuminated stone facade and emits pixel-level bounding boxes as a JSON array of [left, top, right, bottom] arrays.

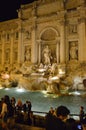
[[0, 0, 86, 77]]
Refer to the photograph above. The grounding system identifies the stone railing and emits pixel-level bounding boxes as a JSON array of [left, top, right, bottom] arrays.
[[17, 124, 45, 130]]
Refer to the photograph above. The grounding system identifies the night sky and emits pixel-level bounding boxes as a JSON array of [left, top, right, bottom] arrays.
[[0, 0, 35, 22]]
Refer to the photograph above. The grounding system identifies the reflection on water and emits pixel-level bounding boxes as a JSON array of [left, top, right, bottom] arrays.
[[0, 87, 86, 116]]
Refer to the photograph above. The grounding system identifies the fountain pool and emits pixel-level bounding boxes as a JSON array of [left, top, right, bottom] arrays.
[[0, 87, 86, 119]]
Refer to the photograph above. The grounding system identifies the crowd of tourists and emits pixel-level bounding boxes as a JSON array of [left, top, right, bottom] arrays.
[[0, 95, 86, 130], [0, 95, 32, 129]]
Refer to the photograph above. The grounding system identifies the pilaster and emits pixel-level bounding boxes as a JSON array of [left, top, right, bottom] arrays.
[[2, 32, 5, 66], [10, 30, 14, 64], [37, 40, 42, 63], [56, 38, 60, 64], [60, 20, 66, 63], [18, 21, 24, 64], [31, 17, 37, 64], [78, 18, 86, 61]]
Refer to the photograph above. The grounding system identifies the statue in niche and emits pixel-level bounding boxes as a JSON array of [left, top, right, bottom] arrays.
[[42, 45, 52, 65], [20, 48, 31, 74], [25, 48, 31, 62], [5, 49, 10, 64], [24, 31, 31, 39], [69, 42, 78, 60]]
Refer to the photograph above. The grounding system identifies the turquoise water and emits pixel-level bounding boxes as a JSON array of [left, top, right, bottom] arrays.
[[0, 87, 86, 116]]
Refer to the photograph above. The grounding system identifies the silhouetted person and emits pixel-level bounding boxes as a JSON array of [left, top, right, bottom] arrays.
[[45, 105, 70, 130], [23, 100, 32, 112], [79, 106, 84, 123], [66, 118, 79, 130]]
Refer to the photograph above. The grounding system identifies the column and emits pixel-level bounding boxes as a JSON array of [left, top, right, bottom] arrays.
[[2, 32, 5, 66], [18, 21, 23, 65], [31, 18, 37, 64], [56, 40, 60, 64], [21, 30, 24, 63], [10, 30, 14, 65], [31, 3, 37, 64], [37, 40, 42, 63], [60, 20, 66, 63], [78, 18, 86, 61]]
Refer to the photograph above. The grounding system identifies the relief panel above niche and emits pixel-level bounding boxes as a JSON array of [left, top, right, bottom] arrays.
[[68, 24, 78, 35], [41, 28, 57, 41]]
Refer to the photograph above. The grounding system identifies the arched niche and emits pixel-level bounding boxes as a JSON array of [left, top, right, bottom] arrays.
[[37, 27, 60, 64]]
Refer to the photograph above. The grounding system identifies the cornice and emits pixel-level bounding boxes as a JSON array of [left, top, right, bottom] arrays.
[[0, 20, 19, 31]]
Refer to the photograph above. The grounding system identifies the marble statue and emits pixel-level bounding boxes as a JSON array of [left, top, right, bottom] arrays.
[[69, 42, 78, 60], [25, 49, 31, 61], [24, 31, 31, 39], [42, 45, 51, 65], [50, 62, 57, 75]]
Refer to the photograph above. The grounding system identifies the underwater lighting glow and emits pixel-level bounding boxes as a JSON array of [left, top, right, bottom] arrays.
[[16, 88, 26, 93], [5, 88, 10, 90], [41, 90, 47, 94], [53, 95, 59, 98], [0, 85, 3, 89], [44, 95, 48, 97], [69, 91, 81, 95]]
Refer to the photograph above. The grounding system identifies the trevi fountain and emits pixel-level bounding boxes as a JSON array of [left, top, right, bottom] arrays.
[[0, 0, 86, 95]]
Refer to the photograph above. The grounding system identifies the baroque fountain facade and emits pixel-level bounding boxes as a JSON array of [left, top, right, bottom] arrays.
[[0, 0, 86, 93]]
